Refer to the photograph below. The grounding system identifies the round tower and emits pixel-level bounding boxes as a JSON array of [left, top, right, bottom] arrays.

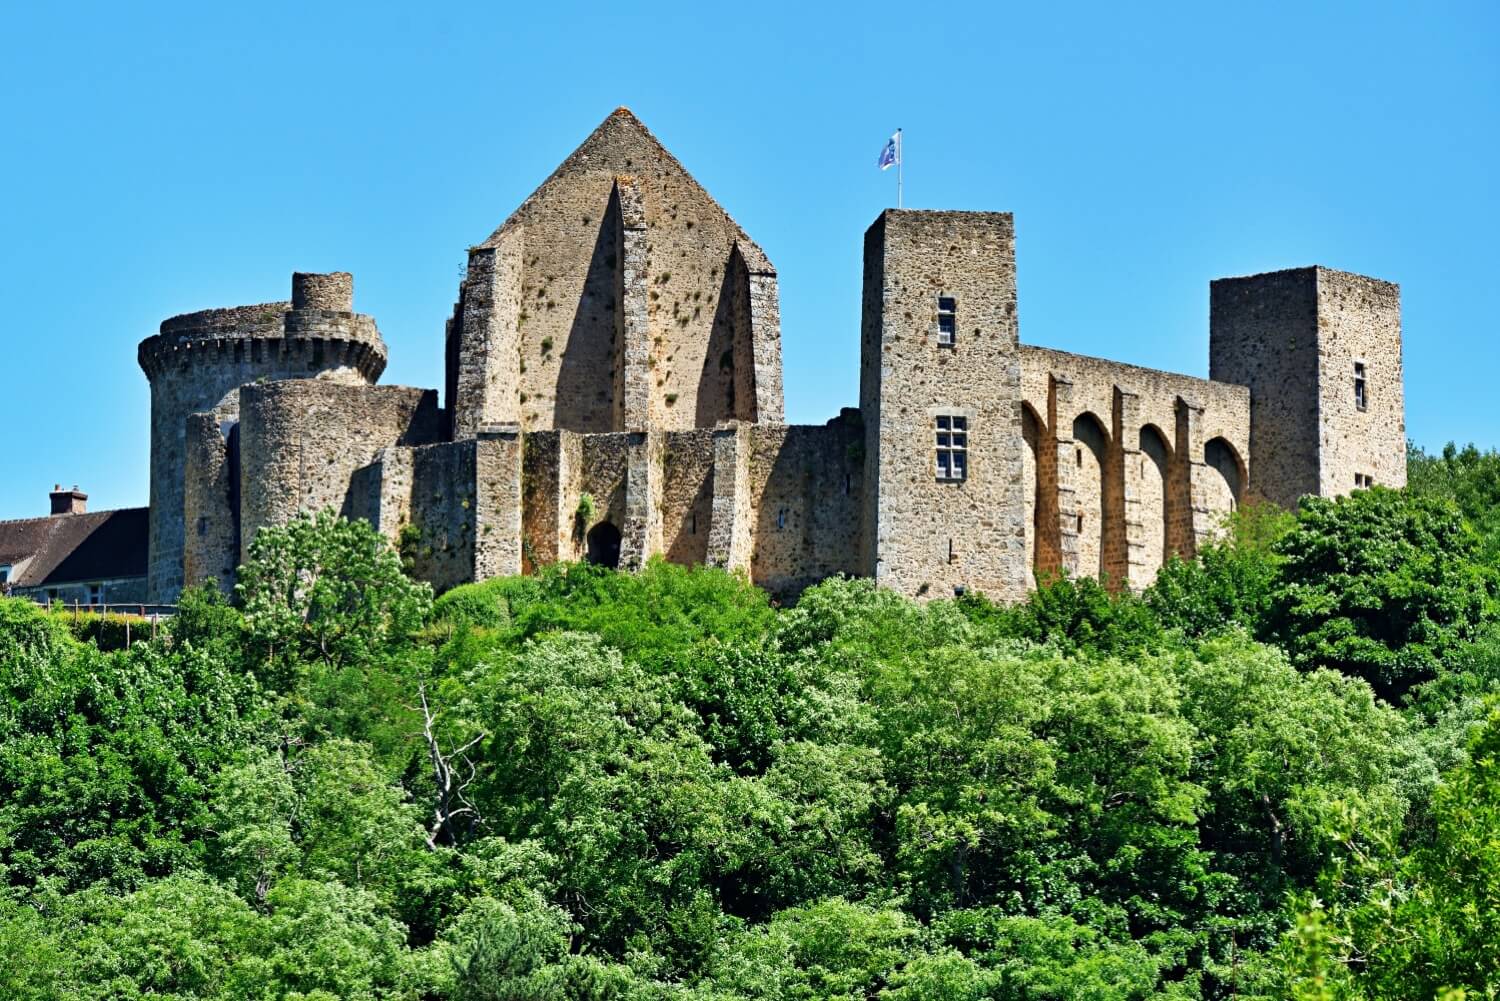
[[138, 271, 387, 601]]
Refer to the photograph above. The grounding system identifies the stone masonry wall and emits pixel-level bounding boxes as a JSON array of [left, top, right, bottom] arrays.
[[182, 412, 238, 595], [455, 108, 782, 436], [452, 228, 524, 438], [237, 381, 442, 552], [1209, 268, 1322, 507], [1313, 269, 1406, 495], [139, 284, 388, 601], [859, 210, 1027, 602], [660, 429, 715, 567], [748, 418, 864, 599], [1018, 345, 1250, 588]]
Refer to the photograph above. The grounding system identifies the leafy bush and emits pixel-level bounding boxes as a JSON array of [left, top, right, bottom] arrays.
[[430, 578, 514, 633], [1147, 501, 1293, 639], [1268, 487, 1498, 699]]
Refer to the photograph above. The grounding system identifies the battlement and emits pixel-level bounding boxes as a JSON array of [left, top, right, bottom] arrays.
[[138, 273, 387, 383], [160, 301, 289, 337]]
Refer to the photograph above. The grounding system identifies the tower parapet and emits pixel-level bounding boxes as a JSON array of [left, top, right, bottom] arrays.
[[138, 272, 389, 601]]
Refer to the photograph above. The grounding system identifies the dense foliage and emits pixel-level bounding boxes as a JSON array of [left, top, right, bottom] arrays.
[[1, 452, 1497, 999]]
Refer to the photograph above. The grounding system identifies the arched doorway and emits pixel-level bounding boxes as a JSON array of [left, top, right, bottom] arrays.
[[586, 522, 622, 569]]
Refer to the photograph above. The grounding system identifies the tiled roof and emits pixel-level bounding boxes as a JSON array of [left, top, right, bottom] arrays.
[[0, 507, 148, 587]]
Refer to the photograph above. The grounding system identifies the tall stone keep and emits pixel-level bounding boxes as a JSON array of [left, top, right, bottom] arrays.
[[1209, 266, 1404, 507], [859, 210, 1027, 602], [138, 272, 387, 601]]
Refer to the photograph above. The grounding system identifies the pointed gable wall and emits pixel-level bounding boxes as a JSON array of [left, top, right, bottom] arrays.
[[448, 108, 782, 436]]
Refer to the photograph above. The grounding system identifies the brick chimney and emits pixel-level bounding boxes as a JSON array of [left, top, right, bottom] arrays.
[[49, 484, 87, 516]]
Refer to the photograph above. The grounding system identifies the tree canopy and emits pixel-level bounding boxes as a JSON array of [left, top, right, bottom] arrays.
[[0, 473, 1495, 999]]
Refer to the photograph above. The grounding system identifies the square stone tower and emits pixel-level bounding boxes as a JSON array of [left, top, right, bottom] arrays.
[[859, 210, 1027, 602], [1209, 266, 1404, 507]]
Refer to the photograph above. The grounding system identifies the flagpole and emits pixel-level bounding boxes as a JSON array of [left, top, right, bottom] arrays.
[[896, 128, 903, 209]]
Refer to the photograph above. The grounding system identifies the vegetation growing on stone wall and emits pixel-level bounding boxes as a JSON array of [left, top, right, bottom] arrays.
[[574, 492, 596, 541], [0, 452, 1497, 998]]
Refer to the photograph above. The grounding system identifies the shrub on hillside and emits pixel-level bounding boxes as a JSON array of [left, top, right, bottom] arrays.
[[1267, 487, 1498, 699]]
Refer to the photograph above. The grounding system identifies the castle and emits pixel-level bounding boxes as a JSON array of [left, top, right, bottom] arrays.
[[1, 108, 1407, 607]]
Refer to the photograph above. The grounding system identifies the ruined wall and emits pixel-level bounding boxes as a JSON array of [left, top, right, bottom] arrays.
[[504, 417, 856, 598], [1136, 425, 1171, 580], [1018, 345, 1250, 589], [581, 433, 632, 547], [859, 210, 1027, 602], [729, 242, 785, 424], [237, 381, 442, 551], [520, 430, 578, 571], [138, 273, 388, 601], [1211, 267, 1403, 506], [1071, 413, 1107, 581], [352, 432, 523, 593], [452, 228, 524, 438], [453, 108, 782, 437], [749, 418, 864, 599], [660, 429, 715, 567]]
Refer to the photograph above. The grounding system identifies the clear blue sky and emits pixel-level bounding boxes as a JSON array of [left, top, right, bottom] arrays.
[[1, 1, 1495, 518]]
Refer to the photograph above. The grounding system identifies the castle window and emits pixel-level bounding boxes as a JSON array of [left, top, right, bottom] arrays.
[[1354, 362, 1367, 411], [1355, 472, 1374, 489], [935, 414, 968, 481], [937, 296, 957, 346], [0, 565, 9, 585], [87, 584, 103, 608]]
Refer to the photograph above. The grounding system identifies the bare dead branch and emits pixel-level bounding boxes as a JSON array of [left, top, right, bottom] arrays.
[[417, 682, 487, 850]]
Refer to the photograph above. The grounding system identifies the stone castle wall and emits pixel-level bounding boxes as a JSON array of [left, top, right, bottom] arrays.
[[139, 283, 388, 601], [449, 109, 782, 438], [1312, 270, 1406, 495], [748, 419, 864, 597], [1209, 266, 1405, 506], [1018, 346, 1250, 590], [859, 210, 1028, 603], [134, 113, 1408, 608], [236, 381, 443, 556]]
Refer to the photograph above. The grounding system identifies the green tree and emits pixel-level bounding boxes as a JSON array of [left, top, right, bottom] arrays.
[[1282, 703, 1500, 999], [236, 509, 432, 673], [1268, 487, 1497, 699], [0, 598, 270, 892], [1408, 440, 1500, 557], [1147, 501, 1294, 640]]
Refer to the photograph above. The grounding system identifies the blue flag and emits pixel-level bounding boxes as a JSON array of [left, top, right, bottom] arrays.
[[877, 133, 899, 170]]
